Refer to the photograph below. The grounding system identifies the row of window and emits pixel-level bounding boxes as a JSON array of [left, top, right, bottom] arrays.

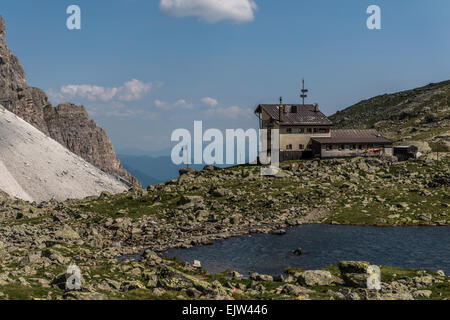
[[286, 144, 312, 150], [285, 128, 330, 134], [325, 144, 378, 151], [284, 144, 383, 151]]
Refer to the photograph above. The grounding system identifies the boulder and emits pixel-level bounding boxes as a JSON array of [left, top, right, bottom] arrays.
[[209, 187, 230, 197], [178, 195, 203, 206], [412, 290, 432, 299], [145, 274, 158, 289], [41, 249, 68, 265], [120, 280, 145, 291], [250, 273, 273, 282], [55, 225, 80, 240], [342, 273, 370, 288], [338, 261, 371, 274], [279, 284, 313, 297], [143, 250, 162, 263], [412, 275, 434, 288], [270, 229, 286, 235], [157, 265, 229, 296], [297, 270, 334, 287], [417, 213, 432, 221]]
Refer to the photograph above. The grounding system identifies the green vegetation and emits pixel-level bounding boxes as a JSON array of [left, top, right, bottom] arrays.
[[0, 154, 448, 300]]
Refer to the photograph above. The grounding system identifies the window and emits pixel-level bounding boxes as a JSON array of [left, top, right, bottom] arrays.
[[326, 145, 332, 151], [298, 128, 303, 133], [307, 128, 312, 133], [358, 145, 363, 150], [286, 144, 293, 150], [299, 144, 304, 150], [319, 128, 329, 133], [339, 145, 344, 150], [286, 128, 292, 133], [313, 128, 318, 133], [307, 144, 312, 150]]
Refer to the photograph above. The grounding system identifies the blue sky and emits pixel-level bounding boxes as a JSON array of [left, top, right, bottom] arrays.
[[2, 0, 449, 154]]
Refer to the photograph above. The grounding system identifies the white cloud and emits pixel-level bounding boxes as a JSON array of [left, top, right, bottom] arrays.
[[159, 0, 257, 23], [155, 99, 194, 110], [201, 97, 219, 107], [117, 79, 158, 102], [205, 105, 251, 119], [48, 79, 159, 104]]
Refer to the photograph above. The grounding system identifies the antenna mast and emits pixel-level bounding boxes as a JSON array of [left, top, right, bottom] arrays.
[[300, 79, 308, 106]]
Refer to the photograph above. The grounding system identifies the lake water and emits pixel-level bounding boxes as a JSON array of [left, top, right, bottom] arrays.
[[164, 224, 450, 276]]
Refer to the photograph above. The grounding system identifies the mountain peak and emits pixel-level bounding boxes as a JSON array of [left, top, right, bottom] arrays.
[[0, 15, 139, 187]]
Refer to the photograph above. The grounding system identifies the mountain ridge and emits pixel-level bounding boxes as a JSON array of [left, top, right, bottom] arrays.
[[329, 80, 450, 153], [0, 15, 139, 186]]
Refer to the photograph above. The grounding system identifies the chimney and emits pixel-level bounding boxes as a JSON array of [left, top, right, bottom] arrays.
[[314, 103, 319, 112], [279, 97, 283, 122]]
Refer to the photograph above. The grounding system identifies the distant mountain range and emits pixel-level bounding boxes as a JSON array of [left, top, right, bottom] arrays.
[[118, 155, 205, 187], [118, 149, 252, 187]]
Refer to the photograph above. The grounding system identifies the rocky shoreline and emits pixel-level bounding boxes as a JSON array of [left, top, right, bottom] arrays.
[[0, 156, 448, 299]]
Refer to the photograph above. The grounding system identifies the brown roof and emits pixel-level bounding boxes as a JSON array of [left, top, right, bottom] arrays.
[[311, 129, 393, 144], [255, 104, 332, 126]]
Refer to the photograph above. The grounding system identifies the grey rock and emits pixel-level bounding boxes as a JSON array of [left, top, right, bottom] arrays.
[[297, 270, 334, 286], [412, 290, 432, 299]]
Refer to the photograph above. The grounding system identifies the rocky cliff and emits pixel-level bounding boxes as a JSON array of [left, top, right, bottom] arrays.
[[0, 15, 138, 186]]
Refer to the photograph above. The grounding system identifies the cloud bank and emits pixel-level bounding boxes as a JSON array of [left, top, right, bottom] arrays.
[[159, 0, 257, 23], [48, 79, 159, 103]]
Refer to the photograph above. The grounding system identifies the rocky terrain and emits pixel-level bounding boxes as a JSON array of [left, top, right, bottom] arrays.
[[0, 15, 138, 186], [0, 155, 448, 300], [330, 80, 450, 153], [0, 12, 448, 301], [0, 105, 128, 202]]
